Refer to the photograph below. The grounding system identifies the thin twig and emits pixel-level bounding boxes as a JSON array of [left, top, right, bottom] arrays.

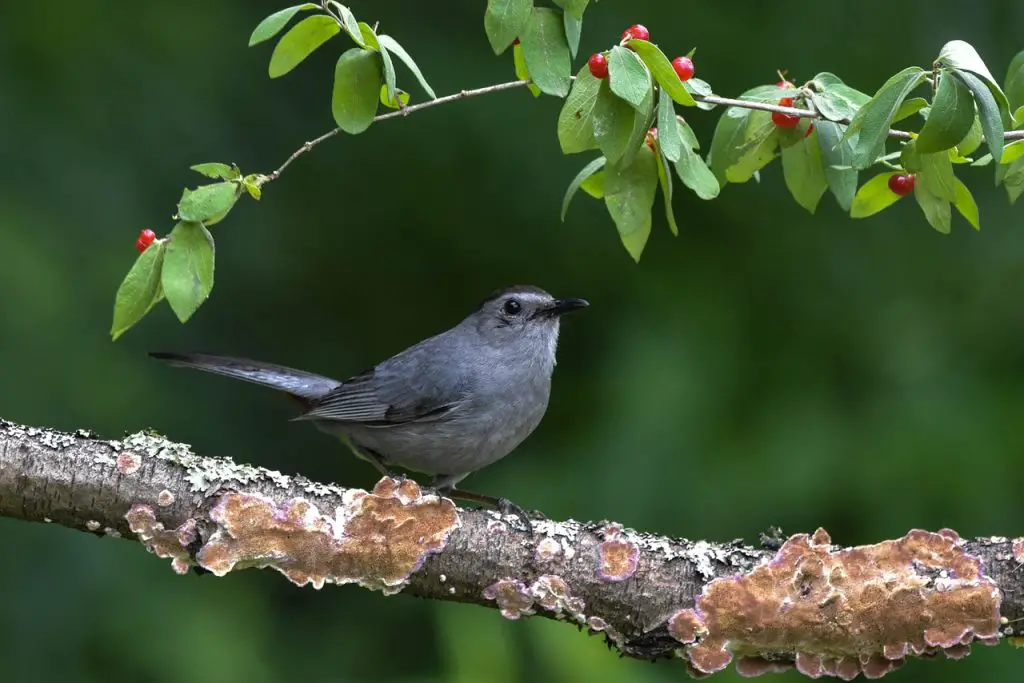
[[263, 79, 1024, 184]]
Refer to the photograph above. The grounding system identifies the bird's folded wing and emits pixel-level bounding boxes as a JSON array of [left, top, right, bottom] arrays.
[[296, 368, 460, 426]]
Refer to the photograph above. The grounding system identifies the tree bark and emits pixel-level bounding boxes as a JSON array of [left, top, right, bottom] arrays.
[[1, 416, 1022, 679]]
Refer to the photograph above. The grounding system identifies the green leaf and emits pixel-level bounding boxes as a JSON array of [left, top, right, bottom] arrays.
[[781, 135, 828, 213], [484, 0, 533, 55], [955, 70, 1004, 163], [916, 70, 975, 153], [850, 172, 903, 218], [708, 106, 752, 182], [512, 43, 541, 97], [917, 149, 957, 202], [242, 174, 263, 200], [162, 221, 216, 323], [913, 178, 951, 234], [325, 2, 363, 46], [1002, 157, 1024, 203], [563, 11, 581, 59], [561, 156, 606, 221], [684, 77, 715, 110], [810, 78, 871, 122], [937, 40, 1010, 113], [379, 42, 397, 102], [520, 7, 571, 97], [379, 84, 410, 109], [620, 86, 655, 169], [190, 163, 239, 180], [654, 147, 679, 235], [268, 15, 340, 78], [557, 67, 601, 153], [656, 89, 683, 162], [553, 0, 588, 20], [626, 39, 696, 107], [377, 35, 436, 99], [892, 97, 928, 122], [177, 182, 240, 225], [608, 46, 652, 110], [1002, 140, 1024, 164], [1006, 49, 1024, 113], [843, 67, 926, 168], [592, 81, 635, 164], [952, 177, 980, 229], [331, 48, 384, 134], [815, 120, 858, 211], [678, 118, 700, 150], [249, 4, 319, 47], [581, 171, 605, 198], [725, 111, 779, 184], [355, 21, 379, 50], [111, 241, 166, 340], [956, 116, 984, 156], [674, 147, 719, 200], [604, 147, 659, 261]]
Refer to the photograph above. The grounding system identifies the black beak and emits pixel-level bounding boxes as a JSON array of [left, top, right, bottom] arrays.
[[541, 298, 590, 318]]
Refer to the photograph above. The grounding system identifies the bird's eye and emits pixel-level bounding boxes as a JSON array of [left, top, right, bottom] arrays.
[[502, 298, 522, 316]]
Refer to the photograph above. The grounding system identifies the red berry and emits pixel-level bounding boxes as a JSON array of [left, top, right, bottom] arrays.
[[804, 123, 815, 138], [621, 24, 650, 43], [772, 97, 800, 128], [776, 79, 794, 88], [135, 228, 156, 253], [671, 56, 695, 82], [588, 52, 609, 79], [887, 173, 916, 196]]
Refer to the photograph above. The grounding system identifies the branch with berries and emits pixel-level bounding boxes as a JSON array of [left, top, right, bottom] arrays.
[[111, 0, 1024, 342]]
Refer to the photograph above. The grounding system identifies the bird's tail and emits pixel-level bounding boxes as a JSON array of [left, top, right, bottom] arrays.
[[149, 352, 341, 406]]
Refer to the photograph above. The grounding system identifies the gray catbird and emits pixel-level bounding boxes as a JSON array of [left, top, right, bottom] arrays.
[[150, 285, 588, 527]]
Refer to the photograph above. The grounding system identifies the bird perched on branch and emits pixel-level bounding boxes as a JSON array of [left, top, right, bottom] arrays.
[[150, 285, 588, 530]]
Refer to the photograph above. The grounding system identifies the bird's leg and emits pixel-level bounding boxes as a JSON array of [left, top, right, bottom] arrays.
[[435, 486, 541, 534], [339, 436, 405, 483]]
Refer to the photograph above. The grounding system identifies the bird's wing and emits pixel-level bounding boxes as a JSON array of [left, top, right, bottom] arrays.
[[296, 366, 462, 426]]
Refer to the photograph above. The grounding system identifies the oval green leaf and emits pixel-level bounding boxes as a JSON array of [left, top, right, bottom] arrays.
[[377, 35, 436, 99], [916, 70, 975, 153], [190, 163, 239, 180], [656, 88, 683, 162], [955, 70, 1005, 163], [249, 4, 319, 47], [557, 67, 601, 153], [268, 15, 340, 78], [332, 48, 384, 134], [561, 156, 606, 221], [843, 67, 926, 168], [937, 40, 1009, 111], [708, 106, 752, 183], [111, 241, 166, 340], [815, 120, 858, 211], [177, 182, 240, 224], [162, 221, 215, 323], [952, 177, 980, 229], [563, 11, 582, 59], [592, 81, 635, 164], [553, 0, 589, 20], [484, 0, 532, 55], [513, 43, 541, 98], [625, 39, 696, 107], [850, 171, 903, 218], [913, 180, 952, 233], [328, 2, 365, 47], [1006, 49, 1024, 113], [604, 147, 659, 262], [781, 136, 828, 213], [674, 147, 719, 200], [608, 45, 652, 110], [520, 7, 571, 97], [654, 150, 678, 235]]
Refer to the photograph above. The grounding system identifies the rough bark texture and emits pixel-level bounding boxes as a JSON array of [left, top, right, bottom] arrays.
[[2, 416, 1022, 678]]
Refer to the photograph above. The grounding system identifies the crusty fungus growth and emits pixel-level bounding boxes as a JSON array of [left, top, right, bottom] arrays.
[[157, 489, 175, 507], [676, 528, 1001, 678], [116, 451, 142, 475], [195, 477, 460, 594], [596, 523, 640, 582], [125, 503, 197, 575], [484, 575, 587, 622]]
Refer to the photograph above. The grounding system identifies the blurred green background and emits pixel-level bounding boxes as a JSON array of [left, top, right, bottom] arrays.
[[2, 1, 1023, 681]]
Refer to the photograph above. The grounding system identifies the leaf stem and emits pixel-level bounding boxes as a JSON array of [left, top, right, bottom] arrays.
[[263, 79, 1024, 183]]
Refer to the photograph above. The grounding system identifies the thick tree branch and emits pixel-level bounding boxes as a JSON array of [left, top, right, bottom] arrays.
[[2, 416, 1022, 678]]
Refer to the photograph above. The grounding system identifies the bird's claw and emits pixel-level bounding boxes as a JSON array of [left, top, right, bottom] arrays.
[[497, 498, 541, 534]]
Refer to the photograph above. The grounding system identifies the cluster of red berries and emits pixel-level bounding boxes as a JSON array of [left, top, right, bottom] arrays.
[[135, 229, 156, 253], [587, 24, 695, 84], [769, 79, 814, 137], [888, 173, 915, 196]]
